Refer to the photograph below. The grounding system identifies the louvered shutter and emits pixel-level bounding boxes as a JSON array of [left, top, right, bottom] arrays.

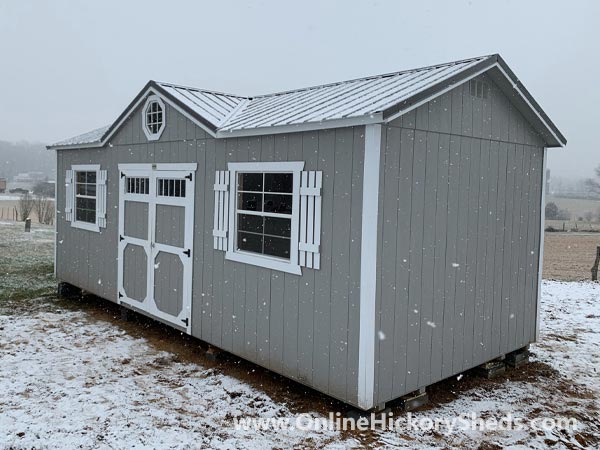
[[213, 170, 230, 250], [65, 170, 73, 222], [97, 169, 107, 228], [299, 171, 322, 269]]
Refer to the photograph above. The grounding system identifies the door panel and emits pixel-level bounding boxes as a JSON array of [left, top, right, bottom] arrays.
[[153, 251, 184, 316], [124, 201, 149, 240], [123, 243, 148, 302], [155, 204, 185, 247], [117, 164, 196, 333]]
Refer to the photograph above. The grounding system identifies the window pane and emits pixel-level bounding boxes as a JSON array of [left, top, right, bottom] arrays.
[[76, 183, 87, 195], [264, 216, 291, 238], [75, 197, 96, 223], [264, 173, 292, 193], [76, 172, 86, 183], [238, 232, 263, 254], [264, 236, 290, 259], [238, 192, 262, 211], [238, 173, 263, 192], [86, 183, 96, 197], [86, 172, 96, 183], [263, 194, 292, 214], [238, 214, 263, 234]]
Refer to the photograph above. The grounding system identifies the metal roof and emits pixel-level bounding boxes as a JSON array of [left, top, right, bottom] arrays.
[[219, 56, 488, 131], [48, 54, 566, 148], [51, 125, 109, 147]]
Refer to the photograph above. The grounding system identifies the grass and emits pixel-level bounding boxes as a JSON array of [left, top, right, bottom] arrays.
[[0, 222, 55, 311]]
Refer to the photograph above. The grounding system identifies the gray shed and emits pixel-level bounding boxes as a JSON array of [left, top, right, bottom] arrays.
[[48, 54, 566, 410]]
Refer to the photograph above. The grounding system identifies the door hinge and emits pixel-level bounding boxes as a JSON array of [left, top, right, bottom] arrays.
[[185, 173, 192, 181], [120, 171, 125, 178], [118, 292, 123, 298], [181, 318, 189, 326], [119, 235, 124, 242], [183, 249, 191, 257]]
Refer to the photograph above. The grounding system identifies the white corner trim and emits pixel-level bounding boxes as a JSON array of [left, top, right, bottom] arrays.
[[142, 95, 166, 141], [53, 151, 58, 277], [535, 149, 547, 341], [357, 123, 382, 410]]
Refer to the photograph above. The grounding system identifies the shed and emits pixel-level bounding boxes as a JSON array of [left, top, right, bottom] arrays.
[[48, 54, 566, 410]]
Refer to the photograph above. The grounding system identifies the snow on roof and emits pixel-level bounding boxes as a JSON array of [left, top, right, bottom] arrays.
[[51, 125, 110, 147]]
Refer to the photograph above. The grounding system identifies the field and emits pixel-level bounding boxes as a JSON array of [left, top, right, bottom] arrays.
[[1, 221, 599, 449], [543, 232, 600, 281]]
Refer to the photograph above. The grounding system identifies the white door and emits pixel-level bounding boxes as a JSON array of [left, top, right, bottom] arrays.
[[117, 163, 196, 333]]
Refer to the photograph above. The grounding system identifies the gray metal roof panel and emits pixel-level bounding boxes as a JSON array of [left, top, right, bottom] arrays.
[[49, 54, 566, 148]]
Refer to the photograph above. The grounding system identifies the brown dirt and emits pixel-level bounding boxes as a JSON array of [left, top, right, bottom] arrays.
[[543, 232, 600, 281]]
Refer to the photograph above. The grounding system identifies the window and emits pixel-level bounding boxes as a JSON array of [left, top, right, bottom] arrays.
[[158, 178, 186, 197], [126, 176, 149, 194], [236, 172, 293, 259], [66, 164, 106, 232], [75, 171, 97, 224], [142, 95, 166, 141]]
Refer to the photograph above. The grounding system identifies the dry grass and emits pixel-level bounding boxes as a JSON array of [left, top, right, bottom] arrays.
[[543, 233, 600, 281]]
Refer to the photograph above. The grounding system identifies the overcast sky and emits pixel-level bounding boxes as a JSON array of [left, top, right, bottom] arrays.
[[0, 0, 598, 178]]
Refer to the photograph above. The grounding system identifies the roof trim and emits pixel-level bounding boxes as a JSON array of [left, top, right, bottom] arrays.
[[215, 113, 382, 138]]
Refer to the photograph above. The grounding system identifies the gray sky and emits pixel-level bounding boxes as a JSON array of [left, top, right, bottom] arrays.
[[0, 0, 598, 178]]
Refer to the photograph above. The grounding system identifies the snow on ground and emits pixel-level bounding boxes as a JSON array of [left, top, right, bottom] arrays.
[[0, 222, 599, 449]]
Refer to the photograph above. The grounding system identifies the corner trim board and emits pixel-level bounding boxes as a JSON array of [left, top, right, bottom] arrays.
[[357, 123, 382, 409], [535, 149, 547, 341]]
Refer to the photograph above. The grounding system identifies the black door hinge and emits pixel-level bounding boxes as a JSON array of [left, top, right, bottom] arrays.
[[181, 318, 189, 326], [118, 292, 123, 298], [119, 235, 124, 242], [183, 249, 191, 257], [185, 173, 192, 181], [120, 171, 125, 178]]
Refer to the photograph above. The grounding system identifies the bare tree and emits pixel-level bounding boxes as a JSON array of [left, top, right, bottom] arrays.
[[17, 192, 35, 222], [32, 193, 55, 225], [585, 165, 600, 195], [42, 199, 55, 225]]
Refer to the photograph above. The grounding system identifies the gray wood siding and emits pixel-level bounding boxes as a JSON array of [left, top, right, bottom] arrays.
[[55, 95, 365, 406], [374, 76, 544, 404]]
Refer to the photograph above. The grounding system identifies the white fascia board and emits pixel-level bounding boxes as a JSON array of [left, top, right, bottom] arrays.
[[216, 114, 383, 138], [357, 123, 382, 410], [535, 149, 547, 341]]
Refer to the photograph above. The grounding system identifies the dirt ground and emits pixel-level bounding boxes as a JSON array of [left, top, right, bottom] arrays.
[[543, 232, 600, 281]]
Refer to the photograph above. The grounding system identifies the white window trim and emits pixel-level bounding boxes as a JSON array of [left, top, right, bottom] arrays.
[[71, 164, 101, 232], [142, 95, 166, 141], [226, 161, 304, 275]]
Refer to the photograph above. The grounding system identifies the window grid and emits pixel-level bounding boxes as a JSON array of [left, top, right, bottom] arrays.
[[75, 171, 97, 224], [145, 101, 163, 135], [157, 178, 186, 197], [126, 176, 149, 194], [235, 172, 293, 260]]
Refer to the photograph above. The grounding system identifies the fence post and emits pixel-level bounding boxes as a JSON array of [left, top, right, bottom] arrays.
[[25, 217, 31, 232], [592, 246, 600, 282]]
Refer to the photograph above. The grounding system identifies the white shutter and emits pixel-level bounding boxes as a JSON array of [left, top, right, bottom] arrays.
[[97, 169, 107, 228], [213, 170, 230, 250], [65, 170, 73, 222], [299, 170, 322, 269]]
